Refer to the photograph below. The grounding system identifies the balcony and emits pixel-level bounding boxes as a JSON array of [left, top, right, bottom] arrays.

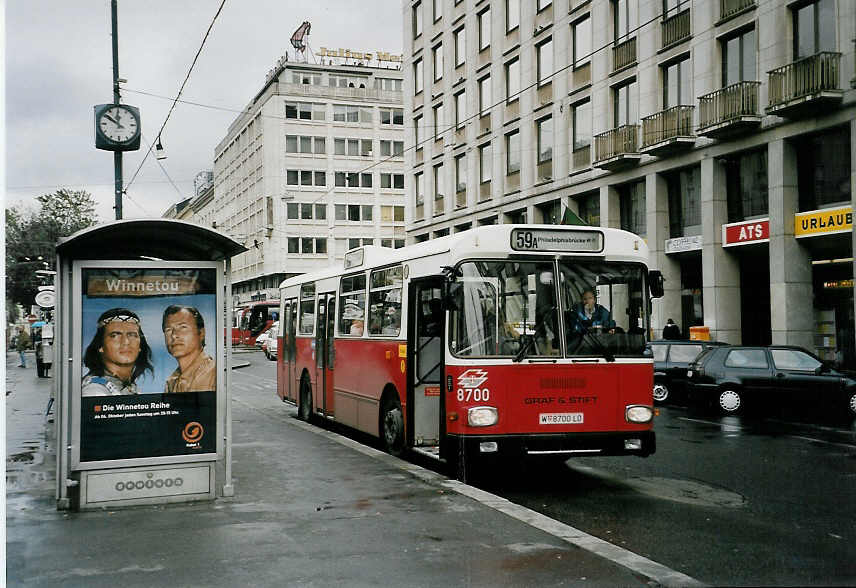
[[698, 81, 761, 139], [593, 125, 641, 171], [719, 0, 755, 22], [640, 106, 695, 157], [612, 37, 637, 73], [455, 188, 467, 209], [414, 203, 425, 221], [433, 195, 445, 216], [571, 145, 590, 171], [661, 8, 691, 50], [767, 52, 842, 118]]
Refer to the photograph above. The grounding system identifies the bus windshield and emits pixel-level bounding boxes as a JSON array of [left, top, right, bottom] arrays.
[[449, 260, 648, 358]]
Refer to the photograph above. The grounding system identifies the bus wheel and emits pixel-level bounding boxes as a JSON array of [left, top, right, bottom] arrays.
[[381, 396, 405, 456], [298, 376, 312, 422]]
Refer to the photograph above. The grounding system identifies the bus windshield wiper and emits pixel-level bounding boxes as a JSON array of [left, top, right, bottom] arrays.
[[581, 329, 615, 363], [513, 334, 535, 362]]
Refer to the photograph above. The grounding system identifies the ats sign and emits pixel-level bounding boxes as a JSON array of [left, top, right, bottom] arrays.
[[723, 218, 769, 247]]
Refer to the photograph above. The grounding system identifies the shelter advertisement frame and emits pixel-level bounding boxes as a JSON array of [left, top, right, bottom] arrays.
[[70, 260, 224, 470]]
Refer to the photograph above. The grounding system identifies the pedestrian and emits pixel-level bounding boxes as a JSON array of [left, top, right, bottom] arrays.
[[662, 318, 681, 340], [15, 326, 30, 368]]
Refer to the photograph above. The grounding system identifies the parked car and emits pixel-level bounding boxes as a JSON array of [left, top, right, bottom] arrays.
[[686, 345, 856, 417], [255, 321, 279, 349], [265, 329, 278, 361], [646, 340, 729, 404]]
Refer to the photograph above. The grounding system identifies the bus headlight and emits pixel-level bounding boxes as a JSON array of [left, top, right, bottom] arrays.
[[625, 405, 653, 423], [467, 406, 498, 427]]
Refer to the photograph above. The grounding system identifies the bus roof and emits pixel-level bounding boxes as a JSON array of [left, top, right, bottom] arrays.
[[279, 225, 649, 290]]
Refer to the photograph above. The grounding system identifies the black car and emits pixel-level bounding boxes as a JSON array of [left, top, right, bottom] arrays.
[[646, 340, 728, 404], [686, 345, 856, 417]]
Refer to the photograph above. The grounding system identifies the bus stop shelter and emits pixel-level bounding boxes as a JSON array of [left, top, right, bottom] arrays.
[[54, 219, 246, 510]]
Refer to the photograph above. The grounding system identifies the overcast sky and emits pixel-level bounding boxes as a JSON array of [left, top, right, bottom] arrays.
[[6, 1, 403, 221]]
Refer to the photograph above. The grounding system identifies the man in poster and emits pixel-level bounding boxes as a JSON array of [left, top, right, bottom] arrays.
[[162, 305, 216, 393], [82, 308, 154, 396]]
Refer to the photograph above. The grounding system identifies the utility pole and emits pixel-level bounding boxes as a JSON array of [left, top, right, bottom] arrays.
[[111, 0, 123, 220]]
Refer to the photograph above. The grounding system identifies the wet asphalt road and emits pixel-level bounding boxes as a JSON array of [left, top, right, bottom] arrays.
[[215, 353, 856, 585]]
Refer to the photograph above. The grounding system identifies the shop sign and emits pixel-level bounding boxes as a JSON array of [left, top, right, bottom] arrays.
[[665, 235, 702, 254], [723, 218, 769, 248], [318, 47, 403, 63], [824, 279, 854, 290], [795, 206, 853, 238]]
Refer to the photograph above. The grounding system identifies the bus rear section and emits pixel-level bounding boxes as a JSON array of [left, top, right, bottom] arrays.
[[432, 252, 657, 464]]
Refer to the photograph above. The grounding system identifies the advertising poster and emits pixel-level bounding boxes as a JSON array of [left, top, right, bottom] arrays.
[[79, 267, 217, 462]]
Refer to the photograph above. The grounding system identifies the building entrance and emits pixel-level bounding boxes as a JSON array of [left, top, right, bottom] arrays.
[[739, 246, 771, 345]]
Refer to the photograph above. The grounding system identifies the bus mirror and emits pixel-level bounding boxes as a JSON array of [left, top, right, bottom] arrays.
[[649, 270, 665, 298]]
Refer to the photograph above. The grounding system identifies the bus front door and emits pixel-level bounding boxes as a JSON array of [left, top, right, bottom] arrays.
[[281, 299, 297, 403], [315, 292, 336, 417], [408, 280, 444, 449]]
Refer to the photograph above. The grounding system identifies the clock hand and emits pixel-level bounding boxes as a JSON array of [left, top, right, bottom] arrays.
[[103, 114, 119, 125]]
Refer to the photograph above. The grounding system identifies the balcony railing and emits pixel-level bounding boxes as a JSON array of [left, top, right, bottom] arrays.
[[572, 145, 591, 170], [698, 81, 760, 130], [641, 106, 694, 148], [414, 203, 425, 220], [720, 0, 755, 21], [661, 8, 691, 49], [455, 188, 467, 209], [594, 125, 639, 163], [768, 52, 841, 108], [612, 37, 637, 72]]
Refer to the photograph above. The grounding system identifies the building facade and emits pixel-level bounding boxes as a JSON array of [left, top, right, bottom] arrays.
[[403, 0, 856, 365], [205, 58, 406, 304]]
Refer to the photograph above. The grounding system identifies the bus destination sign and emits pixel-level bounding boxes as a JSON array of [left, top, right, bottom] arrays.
[[511, 229, 603, 253]]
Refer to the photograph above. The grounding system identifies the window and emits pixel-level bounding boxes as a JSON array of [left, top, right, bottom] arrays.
[[536, 39, 553, 86], [369, 266, 403, 336], [478, 76, 492, 115], [433, 0, 442, 21], [433, 102, 445, 138], [292, 72, 321, 86], [722, 28, 756, 86], [329, 74, 369, 89], [771, 349, 821, 371], [362, 173, 373, 188], [381, 173, 405, 189], [537, 116, 553, 163], [374, 77, 403, 92], [339, 274, 367, 337], [415, 172, 425, 205], [663, 0, 688, 18], [572, 16, 591, 67], [506, 0, 519, 32], [576, 191, 600, 225], [316, 239, 328, 255], [333, 104, 372, 123], [334, 204, 372, 222], [613, 79, 638, 127], [414, 58, 424, 94], [506, 130, 520, 174], [433, 44, 444, 81], [796, 126, 851, 210], [285, 102, 325, 121], [287, 170, 298, 185], [613, 0, 637, 42], [455, 153, 467, 193], [434, 163, 444, 200], [724, 349, 768, 369], [380, 108, 404, 125], [572, 100, 591, 150], [314, 171, 326, 186], [301, 203, 313, 219], [663, 56, 691, 107], [725, 148, 768, 223], [361, 139, 373, 157], [334, 171, 371, 188], [478, 8, 491, 51], [413, 1, 423, 38], [301, 237, 314, 254], [414, 115, 424, 149], [479, 143, 492, 183], [666, 166, 701, 238], [619, 181, 646, 237], [286, 135, 324, 154], [380, 140, 405, 157], [288, 237, 299, 253], [381, 205, 406, 222], [454, 27, 466, 67], [455, 91, 466, 128], [315, 203, 327, 220], [299, 284, 316, 335], [285, 169, 326, 186], [505, 57, 520, 102], [287, 203, 299, 219], [794, 0, 834, 59]]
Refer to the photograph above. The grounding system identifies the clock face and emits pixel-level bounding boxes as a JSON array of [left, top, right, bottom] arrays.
[[98, 106, 139, 142]]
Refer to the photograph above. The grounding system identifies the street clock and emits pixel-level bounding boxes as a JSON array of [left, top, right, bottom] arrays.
[[94, 103, 141, 151]]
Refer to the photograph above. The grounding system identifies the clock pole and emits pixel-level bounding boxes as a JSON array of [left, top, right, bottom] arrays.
[[111, 0, 123, 220]]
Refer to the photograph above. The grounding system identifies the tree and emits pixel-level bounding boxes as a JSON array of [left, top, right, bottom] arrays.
[[6, 189, 99, 309]]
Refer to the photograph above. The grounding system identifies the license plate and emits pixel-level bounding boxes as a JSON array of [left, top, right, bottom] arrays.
[[539, 412, 584, 425]]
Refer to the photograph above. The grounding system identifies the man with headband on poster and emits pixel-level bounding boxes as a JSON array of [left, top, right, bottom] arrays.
[[82, 308, 153, 396]]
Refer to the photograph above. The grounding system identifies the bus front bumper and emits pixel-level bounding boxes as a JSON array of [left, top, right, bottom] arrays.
[[446, 431, 656, 459]]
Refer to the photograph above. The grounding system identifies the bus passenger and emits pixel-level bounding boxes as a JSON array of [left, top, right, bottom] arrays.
[[349, 318, 365, 336]]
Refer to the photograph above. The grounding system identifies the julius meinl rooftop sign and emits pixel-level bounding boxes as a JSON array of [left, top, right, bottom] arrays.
[[318, 47, 403, 63]]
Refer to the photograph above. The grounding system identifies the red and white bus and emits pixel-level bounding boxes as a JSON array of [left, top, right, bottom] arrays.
[[276, 225, 663, 475], [233, 300, 279, 346]]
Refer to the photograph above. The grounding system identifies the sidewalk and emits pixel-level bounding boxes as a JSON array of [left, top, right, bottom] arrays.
[[6, 352, 692, 587]]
